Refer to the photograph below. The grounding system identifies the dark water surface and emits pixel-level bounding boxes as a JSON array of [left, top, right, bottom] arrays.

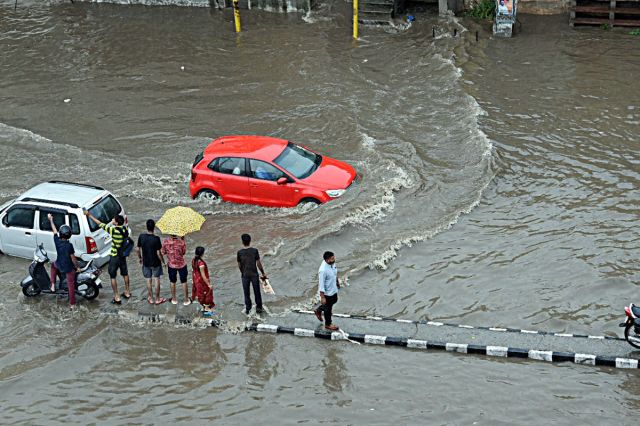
[[1, 1, 639, 423]]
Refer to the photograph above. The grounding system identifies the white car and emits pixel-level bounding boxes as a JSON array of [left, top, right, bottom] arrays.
[[0, 181, 128, 267]]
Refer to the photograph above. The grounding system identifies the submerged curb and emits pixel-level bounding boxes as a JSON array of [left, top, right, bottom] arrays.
[[100, 307, 218, 326], [247, 323, 640, 369], [293, 310, 624, 341]]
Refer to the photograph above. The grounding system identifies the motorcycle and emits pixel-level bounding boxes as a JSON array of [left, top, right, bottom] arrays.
[[20, 244, 101, 301], [620, 303, 640, 349]]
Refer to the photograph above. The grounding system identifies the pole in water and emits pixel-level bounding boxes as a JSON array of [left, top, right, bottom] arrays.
[[233, 0, 241, 33], [353, 0, 359, 39], [433, 27, 435, 37], [476, 30, 478, 41], [14, 0, 17, 10], [453, 28, 457, 37]]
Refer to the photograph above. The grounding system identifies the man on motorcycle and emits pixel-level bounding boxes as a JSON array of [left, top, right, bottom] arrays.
[[48, 214, 81, 309]]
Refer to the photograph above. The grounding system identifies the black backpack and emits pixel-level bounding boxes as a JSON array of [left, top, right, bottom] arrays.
[[116, 227, 135, 258]]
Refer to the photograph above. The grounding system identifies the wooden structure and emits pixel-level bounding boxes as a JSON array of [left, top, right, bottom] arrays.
[[357, 0, 395, 26], [356, 0, 440, 27], [570, 0, 640, 27]]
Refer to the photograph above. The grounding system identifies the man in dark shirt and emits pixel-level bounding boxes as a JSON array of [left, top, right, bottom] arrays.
[[237, 233, 268, 315], [48, 214, 80, 309], [137, 219, 166, 304]]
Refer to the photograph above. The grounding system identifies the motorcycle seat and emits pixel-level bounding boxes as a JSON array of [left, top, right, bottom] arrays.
[[631, 304, 640, 318], [78, 260, 92, 272]]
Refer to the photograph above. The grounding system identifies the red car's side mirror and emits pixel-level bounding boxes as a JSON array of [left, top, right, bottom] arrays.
[[277, 177, 288, 185]]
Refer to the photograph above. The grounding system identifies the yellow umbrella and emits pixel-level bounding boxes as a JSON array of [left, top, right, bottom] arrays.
[[156, 206, 205, 237]]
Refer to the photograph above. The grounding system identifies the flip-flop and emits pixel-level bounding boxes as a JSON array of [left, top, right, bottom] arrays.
[[111, 299, 122, 305], [121, 293, 131, 299], [183, 300, 192, 306], [170, 298, 178, 305], [147, 297, 154, 304], [155, 298, 167, 305]]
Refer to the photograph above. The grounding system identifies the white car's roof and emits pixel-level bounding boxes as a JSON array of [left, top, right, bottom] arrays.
[[17, 181, 107, 208]]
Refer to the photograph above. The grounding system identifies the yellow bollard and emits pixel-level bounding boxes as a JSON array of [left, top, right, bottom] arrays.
[[353, 0, 358, 39], [233, 0, 241, 33]]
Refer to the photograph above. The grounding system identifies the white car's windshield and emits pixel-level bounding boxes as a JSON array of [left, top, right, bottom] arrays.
[[273, 142, 321, 179]]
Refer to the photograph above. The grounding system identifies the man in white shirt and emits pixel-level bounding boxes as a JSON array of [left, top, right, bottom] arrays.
[[314, 251, 341, 330]]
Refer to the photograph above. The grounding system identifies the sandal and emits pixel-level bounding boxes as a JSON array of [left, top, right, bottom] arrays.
[[183, 300, 192, 306], [147, 297, 154, 304], [121, 292, 131, 299], [170, 298, 178, 305], [155, 298, 167, 305], [111, 299, 122, 305]]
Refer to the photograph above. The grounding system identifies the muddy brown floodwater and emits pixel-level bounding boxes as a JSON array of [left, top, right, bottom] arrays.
[[1, 0, 639, 423]]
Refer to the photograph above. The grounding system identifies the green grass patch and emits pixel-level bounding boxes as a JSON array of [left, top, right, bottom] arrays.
[[466, 0, 496, 19]]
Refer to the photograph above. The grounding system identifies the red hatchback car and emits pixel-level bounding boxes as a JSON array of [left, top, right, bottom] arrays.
[[189, 136, 357, 207]]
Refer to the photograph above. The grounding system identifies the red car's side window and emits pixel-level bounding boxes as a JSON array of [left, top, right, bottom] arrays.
[[211, 157, 246, 177], [248, 159, 286, 182]]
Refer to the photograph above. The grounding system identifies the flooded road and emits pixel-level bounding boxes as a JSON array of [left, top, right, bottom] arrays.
[[1, 1, 639, 422]]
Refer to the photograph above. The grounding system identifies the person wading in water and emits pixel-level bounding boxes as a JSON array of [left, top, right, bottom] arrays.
[[85, 210, 130, 304], [192, 246, 214, 313], [314, 251, 340, 331], [237, 233, 267, 315]]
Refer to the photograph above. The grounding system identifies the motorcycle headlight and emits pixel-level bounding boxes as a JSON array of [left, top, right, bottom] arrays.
[[325, 189, 346, 198]]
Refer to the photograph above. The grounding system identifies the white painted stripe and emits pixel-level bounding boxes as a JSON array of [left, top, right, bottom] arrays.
[[331, 331, 347, 341], [554, 333, 574, 337], [489, 327, 507, 332], [458, 325, 474, 329], [616, 358, 639, 369], [364, 335, 387, 345], [332, 313, 351, 318], [446, 343, 468, 353], [396, 319, 413, 323], [298, 310, 315, 314], [407, 339, 428, 349], [256, 324, 278, 333], [294, 328, 315, 337], [520, 330, 539, 334], [528, 350, 553, 362], [574, 354, 596, 365], [366, 316, 383, 321], [486, 346, 508, 357], [427, 321, 443, 326], [588, 335, 605, 339]]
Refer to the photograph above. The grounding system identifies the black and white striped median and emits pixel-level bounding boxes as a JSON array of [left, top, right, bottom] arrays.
[[99, 305, 640, 369], [248, 322, 640, 369], [292, 310, 624, 342], [246, 310, 640, 370]]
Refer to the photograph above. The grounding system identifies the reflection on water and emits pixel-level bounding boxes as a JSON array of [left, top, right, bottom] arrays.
[[322, 346, 349, 393]]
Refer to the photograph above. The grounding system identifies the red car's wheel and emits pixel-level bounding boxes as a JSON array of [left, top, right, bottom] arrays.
[[298, 197, 321, 205], [197, 189, 220, 201]]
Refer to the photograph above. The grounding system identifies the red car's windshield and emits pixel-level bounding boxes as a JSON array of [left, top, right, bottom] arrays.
[[273, 142, 322, 179]]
